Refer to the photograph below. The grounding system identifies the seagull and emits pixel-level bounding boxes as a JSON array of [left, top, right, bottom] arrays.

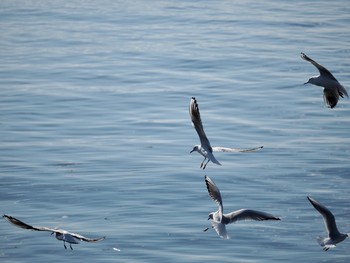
[[3, 214, 105, 250], [189, 97, 263, 169], [307, 196, 348, 251], [203, 176, 280, 239], [300, 52, 348, 108]]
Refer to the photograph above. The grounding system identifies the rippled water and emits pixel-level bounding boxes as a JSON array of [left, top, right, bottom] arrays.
[[1, 1, 350, 262]]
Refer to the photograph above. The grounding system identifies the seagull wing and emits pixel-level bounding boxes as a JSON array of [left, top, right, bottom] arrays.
[[300, 52, 337, 81], [3, 214, 38, 230], [225, 209, 280, 224], [307, 196, 341, 238], [212, 146, 263, 152], [189, 97, 221, 165], [3, 214, 57, 233], [205, 176, 223, 219], [323, 88, 340, 109], [189, 97, 212, 151], [68, 232, 106, 243]]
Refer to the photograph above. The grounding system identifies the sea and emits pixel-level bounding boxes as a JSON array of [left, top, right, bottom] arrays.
[[1, 1, 350, 262]]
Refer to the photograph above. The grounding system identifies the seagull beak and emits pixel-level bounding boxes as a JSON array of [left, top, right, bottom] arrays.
[[190, 149, 194, 153], [207, 217, 210, 220]]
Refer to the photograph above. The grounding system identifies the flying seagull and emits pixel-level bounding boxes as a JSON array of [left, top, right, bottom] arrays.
[[3, 214, 105, 250], [189, 97, 263, 169], [203, 176, 280, 239], [307, 196, 348, 251], [301, 52, 348, 108]]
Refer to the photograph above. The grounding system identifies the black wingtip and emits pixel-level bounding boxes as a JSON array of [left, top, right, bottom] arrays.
[[307, 196, 317, 208], [204, 176, 210, 192], [300, 52, 309, 60]]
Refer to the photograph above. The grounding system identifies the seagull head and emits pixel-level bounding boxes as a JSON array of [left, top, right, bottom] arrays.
[[50, 228, 59, 236], [304, 77, 317, 85], [190, 145, 200, 154], [208, 213, 214, 220]]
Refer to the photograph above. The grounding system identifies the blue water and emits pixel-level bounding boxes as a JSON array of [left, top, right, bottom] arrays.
[[1, 0, 350, 262]]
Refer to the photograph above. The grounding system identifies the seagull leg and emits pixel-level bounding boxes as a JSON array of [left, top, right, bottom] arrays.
[[200, 157, 207, 168], [203, 159, 210, 169], [70, 243, 73, 250], [63, 241, 67, 249]]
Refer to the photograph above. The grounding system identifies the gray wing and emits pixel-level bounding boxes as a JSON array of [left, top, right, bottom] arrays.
[[300, 52, 337, 81], [323, 88, 340, 109], [212, 146, 263, 152], [225, 209, 280, 224], [3, 214, 57, 233], [307, 196, 341, 238], [189, 97, 212, 151], [205, 176, 223, 216], [68, 232, 105, 242]]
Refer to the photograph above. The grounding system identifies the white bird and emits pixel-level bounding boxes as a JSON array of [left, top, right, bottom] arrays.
[[203, 176, 280, 239], [301, 52, 348, 108], [3, 214, 105, 250], [189, 97, 263, 169], [307, 196, 348, 251]]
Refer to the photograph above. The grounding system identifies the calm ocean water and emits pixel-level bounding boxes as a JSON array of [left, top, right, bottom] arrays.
[[1, 0, 350, 262]]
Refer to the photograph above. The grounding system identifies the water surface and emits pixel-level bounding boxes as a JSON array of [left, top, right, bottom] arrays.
[[1, 1, 350, 262]]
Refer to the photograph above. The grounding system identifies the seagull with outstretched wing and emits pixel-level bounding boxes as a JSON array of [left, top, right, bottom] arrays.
[[189, 97, 263, 169], [301, 52, 348, 108], [189, 97, 221, 169], [3, 214, 105, 250], [307, 196, 348, 251], [204, 176, 280, 239]]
